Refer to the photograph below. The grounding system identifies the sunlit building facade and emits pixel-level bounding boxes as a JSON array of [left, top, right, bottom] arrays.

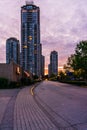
[[49, 51, 58, 76], [6, 37, 20, 64], [21, 2, 41, 76]]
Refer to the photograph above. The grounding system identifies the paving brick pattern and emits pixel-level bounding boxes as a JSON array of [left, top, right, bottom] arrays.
[[1, 81, 87, 130], [14, 87, 59, 130]]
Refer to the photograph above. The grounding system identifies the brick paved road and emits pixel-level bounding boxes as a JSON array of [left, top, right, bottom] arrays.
[[14, 81, 87, 130], [14, 87, 58, 130], [0, 81, 87, 130]]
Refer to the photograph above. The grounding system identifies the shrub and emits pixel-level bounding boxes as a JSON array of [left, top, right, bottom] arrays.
[[9, 81, 21, 88], [0, 78, 9, 89], [60, 80, 87, 86], [21, 77, 33, 86]]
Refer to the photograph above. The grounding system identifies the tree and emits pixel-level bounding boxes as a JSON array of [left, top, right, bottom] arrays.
[[58, 71, 66, 80], [67, 41, 87, 80]]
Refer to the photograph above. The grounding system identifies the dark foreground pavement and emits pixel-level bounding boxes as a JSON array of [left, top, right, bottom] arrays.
[[0, 89, 20, 130], [0, 81, 87, 130]]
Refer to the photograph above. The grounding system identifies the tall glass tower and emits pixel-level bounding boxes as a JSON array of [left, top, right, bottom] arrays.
[[21, 2, 41, 77], [49, 51, 58, 76], [6, 37, 20, 64]]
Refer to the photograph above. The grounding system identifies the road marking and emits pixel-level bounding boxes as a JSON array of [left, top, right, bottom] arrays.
[[30, 86, 35, 96]]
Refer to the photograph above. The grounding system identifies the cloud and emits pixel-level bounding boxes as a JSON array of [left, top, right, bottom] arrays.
[[0, 44, 6, 63], [0, 0, 87, 68]]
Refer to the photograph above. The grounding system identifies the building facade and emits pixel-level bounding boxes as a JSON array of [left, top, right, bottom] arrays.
[[0, 61, 22, 82], [6, 37, 20, 64], [49, 51, 58, 76], [41, 55, 45, 77], [0, 61, 31, 82], [48, 64, 51, 77], [21, 2, 42, 77]]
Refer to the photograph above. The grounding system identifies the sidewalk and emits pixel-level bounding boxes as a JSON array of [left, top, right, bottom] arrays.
[[0, 89, 20, 130], [14, 87, 58, 130]]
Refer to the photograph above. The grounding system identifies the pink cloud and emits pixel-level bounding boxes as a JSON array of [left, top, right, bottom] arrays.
[[0, 0, 87, 69]]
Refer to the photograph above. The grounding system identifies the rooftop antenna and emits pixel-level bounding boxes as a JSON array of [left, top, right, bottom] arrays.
[[26, 0, 34, 5]]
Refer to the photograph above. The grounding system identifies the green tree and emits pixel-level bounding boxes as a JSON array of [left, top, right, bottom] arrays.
[[58, 71, 66, 80], [67, 41, 87, 80]]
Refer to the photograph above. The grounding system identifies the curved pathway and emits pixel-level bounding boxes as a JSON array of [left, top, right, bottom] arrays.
[[14, 86, 58, 130], [0, 81, 87, 130]]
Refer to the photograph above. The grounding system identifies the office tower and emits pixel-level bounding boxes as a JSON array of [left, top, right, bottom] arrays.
[[21, 2, 41, 77], [41, 55, 45, 77], [20, 52, 22, 67], [6, 37, 20, 64], [48, 64, 51, 77], [49, 51, 58, 76]]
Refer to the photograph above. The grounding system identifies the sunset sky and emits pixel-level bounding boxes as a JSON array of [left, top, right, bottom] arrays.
[[0, 0, 87, 73]]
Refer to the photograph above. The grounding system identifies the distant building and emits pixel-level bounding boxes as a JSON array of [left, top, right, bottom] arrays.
[[49, 51, 58, 76], [48, 64, 51, 77], [20, 52, 22, 67], [6, 37, 20, 64], [41, 55, 45, 77], [0, 61, 31, 82], [21, 2, 42, 77]]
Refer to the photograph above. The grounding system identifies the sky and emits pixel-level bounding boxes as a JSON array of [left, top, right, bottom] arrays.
[[0, 0, 87, 72]]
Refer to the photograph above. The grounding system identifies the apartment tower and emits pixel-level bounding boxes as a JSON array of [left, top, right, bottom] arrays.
[[49, 50, 58, 76], [21, 1, 41, 77], [6, 37, 20, 64]]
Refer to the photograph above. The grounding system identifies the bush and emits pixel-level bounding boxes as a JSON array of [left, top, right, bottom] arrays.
[[0, 78, 9, 89], [9, 81, 20, 88], [59, 80, 87, 86], [21, 77, 33, 86], [0, 78, 21, 89]]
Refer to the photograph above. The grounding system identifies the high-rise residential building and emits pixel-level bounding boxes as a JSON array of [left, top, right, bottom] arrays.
[[6, 37, 20, 64], [21, 2, 42, 77], [48, 64, 51, 77], [20, 52, 22, 67], [41, 55, 45, 77], [49, 50, 58, 76]]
